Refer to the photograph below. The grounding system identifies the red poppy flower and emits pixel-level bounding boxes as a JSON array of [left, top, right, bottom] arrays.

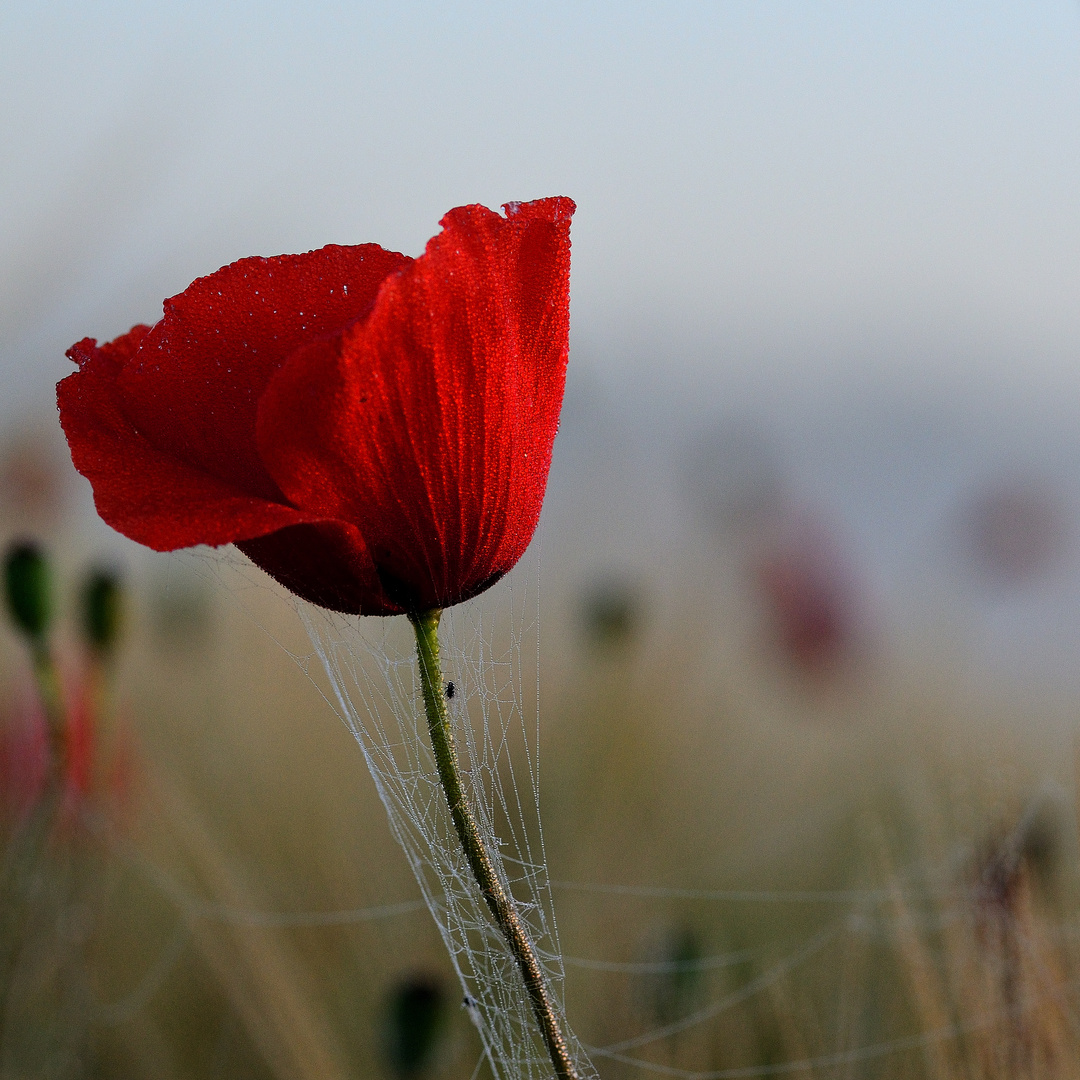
[[58, 198, 574, 615]]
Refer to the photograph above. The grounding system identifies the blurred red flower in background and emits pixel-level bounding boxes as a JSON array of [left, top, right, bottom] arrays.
[[58, 198, 574, 615], [756, 550, 854, 675], [751, 512, 864, 679], [0, 677, 134, 828], [0, 692, 48, 822]]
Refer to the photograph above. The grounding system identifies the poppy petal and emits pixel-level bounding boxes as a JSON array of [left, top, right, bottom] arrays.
[[236, 520, 398, 616], [257, 198, 573, 611], [117, 244, 411, 501], [59, 331, 314, 550]]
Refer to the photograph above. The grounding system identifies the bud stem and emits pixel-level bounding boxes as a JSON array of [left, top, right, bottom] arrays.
[[409, 609, 579, 1080]]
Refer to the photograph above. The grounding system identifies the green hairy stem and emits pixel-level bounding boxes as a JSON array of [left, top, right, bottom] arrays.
[[410, 609, 579, 1080]]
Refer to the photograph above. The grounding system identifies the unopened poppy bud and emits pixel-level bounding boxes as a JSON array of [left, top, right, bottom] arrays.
[[4, 541, 52, 641], [384, 976, 446, 1079], [81, 568, 123, 653]]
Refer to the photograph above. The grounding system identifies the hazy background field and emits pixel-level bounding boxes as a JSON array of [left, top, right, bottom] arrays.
[[5, 3, 1080, 1077]]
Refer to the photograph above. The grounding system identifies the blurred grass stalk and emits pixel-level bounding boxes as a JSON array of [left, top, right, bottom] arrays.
[[3, 532, 1080, 1077]]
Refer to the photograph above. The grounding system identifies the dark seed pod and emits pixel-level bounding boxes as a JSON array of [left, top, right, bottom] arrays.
[[384, 975, 446, 1079], [4, 541, 51, 641], [581, 577, 640, 648], [81, 569, 123, 653]]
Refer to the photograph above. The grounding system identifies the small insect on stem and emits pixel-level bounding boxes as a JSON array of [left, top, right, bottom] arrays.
[[412, 610, 581, 1080], [462, 994, 483, 1027], [445, 681, 455, 700]]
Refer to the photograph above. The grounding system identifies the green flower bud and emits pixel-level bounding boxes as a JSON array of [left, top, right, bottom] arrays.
[[81, 569, 123, 653], [384, 976, 446, 1079], [4, 541, 52, 641]]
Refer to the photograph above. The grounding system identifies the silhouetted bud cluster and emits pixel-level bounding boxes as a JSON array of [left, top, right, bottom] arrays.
[[580, 577, 640, 649], [4, 541, 51, 642], [384, 976, 447, 1079], [81, 569, 123, 654], [2, 541, 125, 656]]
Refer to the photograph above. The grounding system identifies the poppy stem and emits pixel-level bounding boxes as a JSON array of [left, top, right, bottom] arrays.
[[410, 609, 580, 1080]]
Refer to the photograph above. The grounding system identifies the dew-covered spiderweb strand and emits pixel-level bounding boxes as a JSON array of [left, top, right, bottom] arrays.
[[86, 813, 954, 963], [131, 535, 584, 1080], [180, 549, 1075, 1080], [94, 926, 189, 1026], [591, 970, 1080, 1080], [562, 949, 759, 975], [189, 550, 834, 1076], [98, 816, 770, 968], [85, 810, 428, 927], [68, 827, 1080, 1077], [88, 801, 959, 938], [100, 823, 1080, 1079], [411, 607, 580, 1080], [291, 569, 599, 1080], [550, 877, 966, 905], [74, 837, 1080, 1077], [581, 888, 1080, 1080], [589, 920, 844, 1057]]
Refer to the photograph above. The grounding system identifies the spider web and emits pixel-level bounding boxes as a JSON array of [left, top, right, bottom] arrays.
[[200, 545, 598, 1080], [154, 547, 1080, 1080]]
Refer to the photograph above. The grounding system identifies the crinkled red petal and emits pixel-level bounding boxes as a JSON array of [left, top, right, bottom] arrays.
[[257, 197, 574, 611], [58, 330, 314, 550], [117, 244, 411, 501]]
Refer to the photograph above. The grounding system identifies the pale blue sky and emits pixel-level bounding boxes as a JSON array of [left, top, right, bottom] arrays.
[[8, 3, 1080, 687], [3, 1, 1080, 414]]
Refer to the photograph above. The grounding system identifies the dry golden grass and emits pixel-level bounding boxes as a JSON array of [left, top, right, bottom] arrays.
[[3, 528, 1080, 1079]]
